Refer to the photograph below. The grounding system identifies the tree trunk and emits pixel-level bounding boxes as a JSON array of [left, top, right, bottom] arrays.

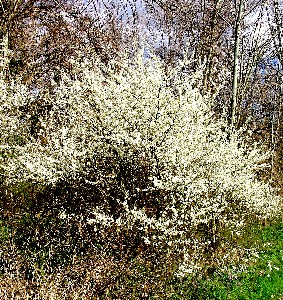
[[0, 31, 9, 81], [230, 0, 244, 129]]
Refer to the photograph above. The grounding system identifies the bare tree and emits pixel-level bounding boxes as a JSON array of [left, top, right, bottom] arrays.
[[230, 0, 244, 128], [0, 31, 9, 80], [0, 0, 125, 87]]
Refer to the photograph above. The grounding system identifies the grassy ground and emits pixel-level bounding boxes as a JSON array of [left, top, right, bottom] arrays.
[[164, 221, 283, 300], [0, 216, 282, 299]]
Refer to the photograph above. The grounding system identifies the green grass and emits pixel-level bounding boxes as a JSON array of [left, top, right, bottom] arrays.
[[1, 212, 282, 299], [0, 220, 9, 242], [165, 222, 283, 300]]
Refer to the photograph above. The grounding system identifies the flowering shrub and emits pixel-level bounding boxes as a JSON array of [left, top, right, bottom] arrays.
[[0, 51, 281, 276]]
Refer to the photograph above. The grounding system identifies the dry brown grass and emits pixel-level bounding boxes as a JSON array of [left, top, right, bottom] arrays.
[[0, 253, 130, 300], [0, 244, 183, 299]]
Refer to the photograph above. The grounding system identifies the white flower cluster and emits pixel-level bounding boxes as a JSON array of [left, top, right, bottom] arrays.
[[0, 51, 281, 277]]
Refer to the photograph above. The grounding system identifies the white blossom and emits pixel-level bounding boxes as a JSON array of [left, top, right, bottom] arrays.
[[0, 52, 281, 277]]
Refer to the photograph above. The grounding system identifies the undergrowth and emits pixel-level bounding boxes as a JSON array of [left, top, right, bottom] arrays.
[[0, 215, 282, 299], [162, 221, 283, 300]]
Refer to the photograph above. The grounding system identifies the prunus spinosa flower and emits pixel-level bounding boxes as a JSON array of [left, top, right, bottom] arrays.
[[0, 51, 280, 277]]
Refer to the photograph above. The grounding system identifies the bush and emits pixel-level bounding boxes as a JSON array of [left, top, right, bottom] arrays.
[[0, 50, 281, 278]]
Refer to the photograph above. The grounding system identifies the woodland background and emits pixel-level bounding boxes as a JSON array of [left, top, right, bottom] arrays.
[[0, 0, 283, 299], [1, 0, 283, 187]]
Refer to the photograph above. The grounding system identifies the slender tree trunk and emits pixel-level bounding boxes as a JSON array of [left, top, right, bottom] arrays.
[[230, 0, 244, 129], [203, 0, 222, 94], [273, 0, 283, 64], [0, 31, 9, 81]]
